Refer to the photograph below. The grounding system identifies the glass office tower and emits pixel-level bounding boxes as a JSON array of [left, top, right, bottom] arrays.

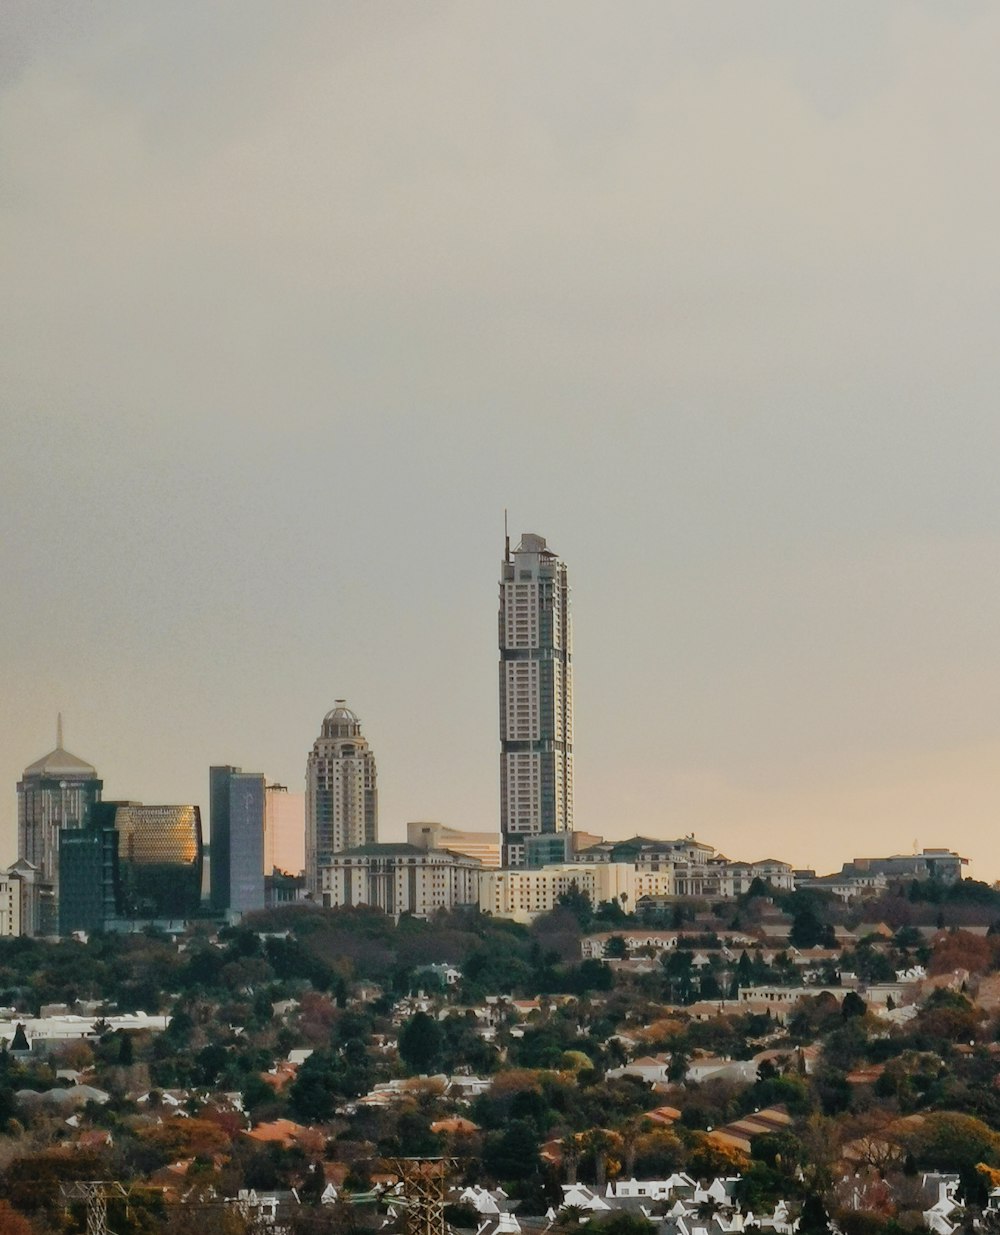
[[210, 767, 265, 916]]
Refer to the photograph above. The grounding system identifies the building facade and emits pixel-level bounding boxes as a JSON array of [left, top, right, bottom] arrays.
[[111, 803, 204, 919], [319, 843, 481, 917], [499, 533, 573, 866], [407, 821, 501, 869], [318, 839, 476, 918], [0, 861, 49, 938], [839, 849, 967, 884], [210, 767, 266, 916], [305, 701, 378, 895], [264, 784, 305, 876], [17, 722, 103, 932], [58, 821, 119, 936], [479, 863, 675, 924]]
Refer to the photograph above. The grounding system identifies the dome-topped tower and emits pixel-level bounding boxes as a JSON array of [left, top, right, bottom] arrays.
[[17, 716, 103, 931], [305, 700, 378, 894]]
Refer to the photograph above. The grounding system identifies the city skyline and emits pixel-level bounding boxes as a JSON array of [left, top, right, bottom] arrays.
[[4, 5, 1000, 881]]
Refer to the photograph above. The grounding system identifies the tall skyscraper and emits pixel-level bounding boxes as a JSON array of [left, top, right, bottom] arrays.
[[499, 532, 573, 866], [17, 717, 103, 929], [305, 701, 378, 895], [210, 766, 265, 916]]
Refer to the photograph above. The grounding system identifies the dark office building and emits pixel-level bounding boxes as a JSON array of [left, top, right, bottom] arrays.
[[210, 766, 265, 916], [58, 821, 118, 935]]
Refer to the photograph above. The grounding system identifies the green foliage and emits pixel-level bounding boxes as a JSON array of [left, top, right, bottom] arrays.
[[444, 1202, 481, 1228], [594, 899, 629, 926], [798, 1194, 831, 1234], [902, 1110, 1000, 1174], [287, 1044, 371, 1123], [740, 1076, 814, 1117], [841, 991, 867, 1020], [790, 909, 835, 950], [482, 1117, 542, 1182], [811, 1067, 851, 1115], [585, 1215, 656, 1235], [556, 883, 594, 929], [604, 936, 628, 960], [117, 1030, 135, 1065], [908, 879, 1000, 908], [398, 1012, 443, 1074]]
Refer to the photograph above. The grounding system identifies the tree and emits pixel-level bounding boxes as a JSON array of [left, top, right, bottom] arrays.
[[916, 989, 983, 1046], [686, 1132, 749, 1179], [398, 1011, 443, 1074], [799, 1194, 831, 1234], [0, 1201, 32, 1235], [566, 959, 614, 994], [557, 883, 593, 929], [118, 1030, 135, 1065], [632, 1128, 684, 1178], [928, 930, 998, 978], [288, 1050, 346, 1123], [841, 992, 867, 1020], [901, 1111, 1000, 1175], [790, 910, 834, 950], [605, 936, 628, 960], [483, 1118, 542, 1182], [663, 950, 695, 1004]]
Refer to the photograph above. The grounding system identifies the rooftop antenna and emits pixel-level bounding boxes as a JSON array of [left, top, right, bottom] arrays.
[[57, 713, 63, 749], [504, 509, 510, 563]]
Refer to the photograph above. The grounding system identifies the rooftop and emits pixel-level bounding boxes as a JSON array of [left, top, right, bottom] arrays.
[[21, 745, 98, 780]]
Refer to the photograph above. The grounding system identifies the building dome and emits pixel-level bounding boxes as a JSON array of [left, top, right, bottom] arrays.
[[324, 701, 359, 726], [321, 700, 362, 739]]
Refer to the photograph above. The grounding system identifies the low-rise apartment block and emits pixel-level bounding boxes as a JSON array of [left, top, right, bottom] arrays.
[[478, 862, 675, 923]]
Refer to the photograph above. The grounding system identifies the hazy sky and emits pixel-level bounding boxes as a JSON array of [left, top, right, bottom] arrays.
[[3, 2, 1000, 879]]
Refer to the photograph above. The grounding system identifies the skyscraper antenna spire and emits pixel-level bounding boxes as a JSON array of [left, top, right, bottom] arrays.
[[57, 713, 63, 749], [504, 509, 510, 563]]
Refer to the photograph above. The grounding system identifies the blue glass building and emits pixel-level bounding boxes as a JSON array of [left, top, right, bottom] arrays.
[[209, 766, 265, 916]]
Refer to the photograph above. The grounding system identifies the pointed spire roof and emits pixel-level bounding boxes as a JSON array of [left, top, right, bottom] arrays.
[[21, 716, 98, 780]]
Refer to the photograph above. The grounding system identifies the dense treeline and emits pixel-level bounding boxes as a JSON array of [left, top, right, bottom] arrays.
[[1, 892, 1000, 1233]]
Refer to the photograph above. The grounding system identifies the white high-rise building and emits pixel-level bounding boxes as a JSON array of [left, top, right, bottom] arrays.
[[305, 701, 378, 894], [499, 532, 573, 866]]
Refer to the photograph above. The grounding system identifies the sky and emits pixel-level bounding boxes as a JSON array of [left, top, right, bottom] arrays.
[[3, 2, 1000, 879]]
